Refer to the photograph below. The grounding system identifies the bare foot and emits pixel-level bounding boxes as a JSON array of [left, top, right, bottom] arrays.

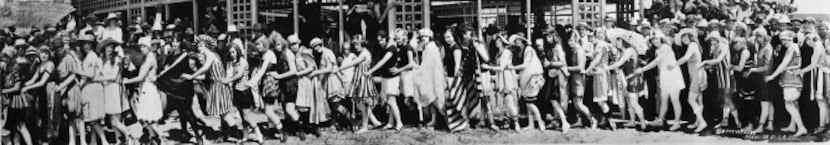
[[561, 123, 571, 134], [695, 122, 708, 133], [750, 126, 764, 134], [355, 128, 369, 134], [793, 128, 808, 136], [589, 118, 598, 131], [765, 122, 775, 131], [669, 123, 682, 131], [781, 125, 797, 132]]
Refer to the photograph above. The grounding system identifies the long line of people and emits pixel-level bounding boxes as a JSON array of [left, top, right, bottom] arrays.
[[2, 1, 830, 145]]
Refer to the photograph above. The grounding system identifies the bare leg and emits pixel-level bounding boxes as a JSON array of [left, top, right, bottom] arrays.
[[783, 88, 808, 136], [818, 100, 828, 127], [356, 103, 370, 133], [527, 103, 545, 131], [387, 96, 403, 130], [573, 95, 596, 130], [688, 91, 706, 132], [241, 108, 263, 143], [17, 122, 32, 145], [264, 103, 283, 130], [108, 113, 132, 143], [656, 92, 670, 126], [78, 120, 87, 145], [90, 122, 108, 145], [752, 101, 771, 133], [551, 100, 570, 133], [506, 93, 520, 131], [668, 91, 683, 131], [627, 93, 647, 129]]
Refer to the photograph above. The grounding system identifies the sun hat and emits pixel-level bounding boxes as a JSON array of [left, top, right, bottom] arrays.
[[310, 38, 324, 47]]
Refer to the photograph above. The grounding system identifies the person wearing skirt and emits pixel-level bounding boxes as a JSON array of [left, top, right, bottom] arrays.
[[635, 38, 686, 131], [337, 35, 379, 133], [19, 46, 56, 144], [766, 31, 808, 136], [248, 33, 290, 142], [411, 29, 447, 131], [97, 39, 132, 144], [295, 38, 329, 137], [312, 38, 347, 131], [123, 39, 165, 144], [747, 29, 775, 133], [508, 36, 546, 131], [539, 31, 571, 133], [702, 36, 740, 129], [4, 46, 34, 145], [585, 39, 614, 130], [608, 36, 648, 130], [77, 43, 110, 145], [446, 26, 489, 132], [481, 38, 519, 131], [54, 39, 84, 145], [225, 43, 262, 144]]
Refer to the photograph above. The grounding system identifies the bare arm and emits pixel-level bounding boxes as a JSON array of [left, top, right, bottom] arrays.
[[585, 48, 605, 72], [1, 82, 20, 94], [510, 48, 534, 71], [568, 48, 586, 72], [702, 45, 728, 66], [22, 63, 54, 91], [607, 49, 635, 71], [677, 43, 697, 65], [24, 68, 41, 86], [638, 53, 664, 73], [766, 47, 796, 81], [749, 47, 773, 73], [222, 61, 246, 84], [251, 52, 275, 82], [338, 53, 368, 71], [366, 52, 394, 75], [186, 52, 216, 79], [123, 54, 156, 84]]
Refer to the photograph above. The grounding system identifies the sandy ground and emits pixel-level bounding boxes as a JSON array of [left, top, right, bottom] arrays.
[[129, 112, 810, 145]]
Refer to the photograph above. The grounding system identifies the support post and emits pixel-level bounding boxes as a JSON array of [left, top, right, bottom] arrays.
[[424, 0, 430, 29], [193, 0, 199, 34], [252, 0, 258, 27], [477, 0, 482, 40], [293, 0, 299, 35], [526, 0, 531, 39], [572, 0, 578, 26], [339, 0, 344, 51], [388, 0, 395, 37]]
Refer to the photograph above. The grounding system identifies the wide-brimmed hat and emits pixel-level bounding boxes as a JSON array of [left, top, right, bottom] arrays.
[[137, 36, 152, 47], [227, 24, 239, 33], [105, 12, 119, 20], [576, 22, 593, 32], [507, 34, 528, 45], [674, 28, 698, 44], [97, 38, 121, 50], [419, 28, 434, 37], [14, 39, 26, 46], [24, 46, 38, 56], [310, 38, 324, 47], [287, 34, 301, 44]]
